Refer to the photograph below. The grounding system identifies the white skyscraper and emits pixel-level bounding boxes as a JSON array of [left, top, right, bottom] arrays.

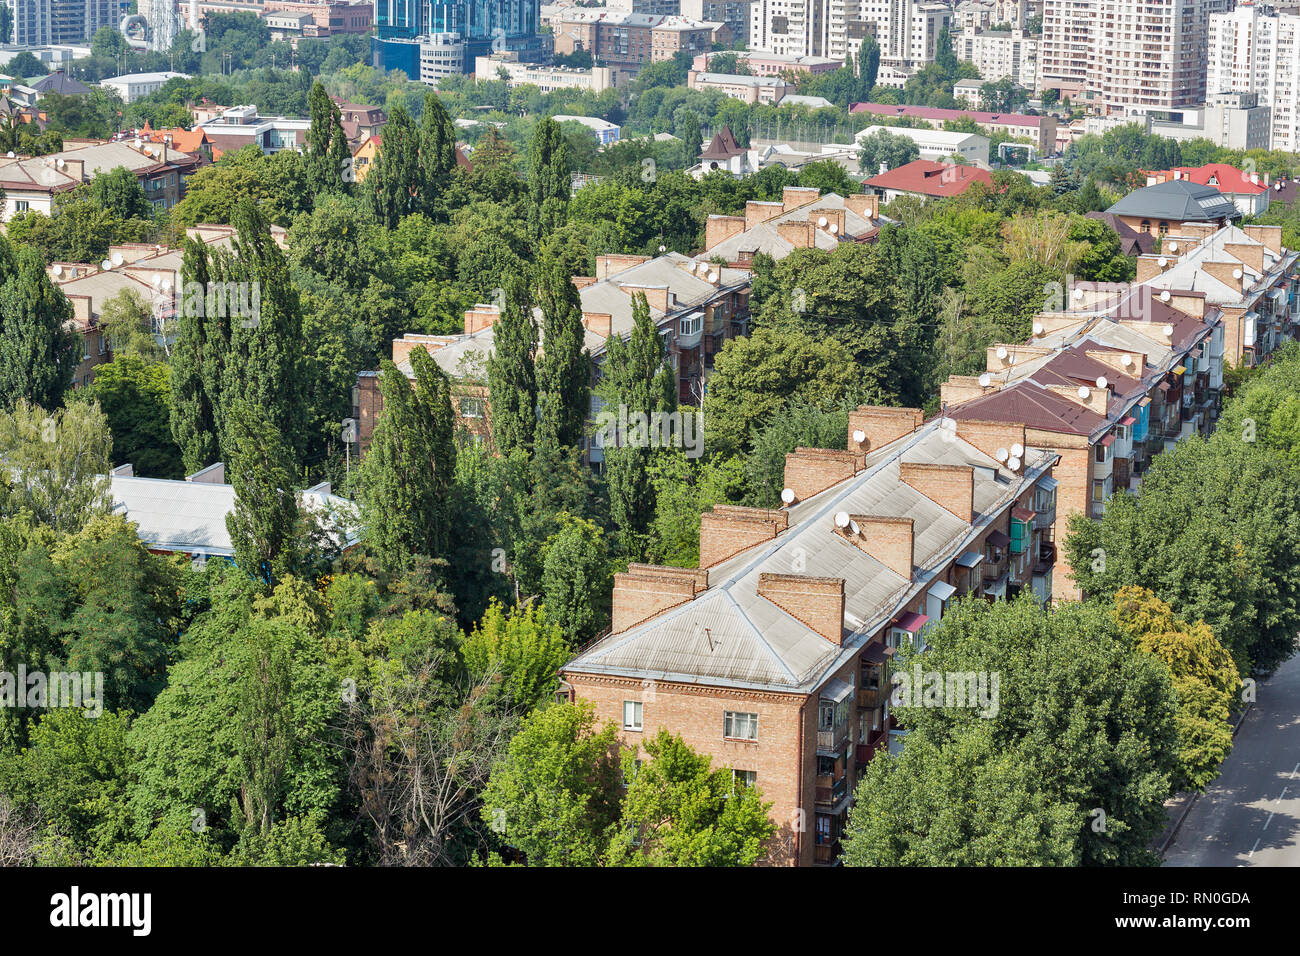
[[749, 0, 950, 69], [1207, 2, 1300, 152]]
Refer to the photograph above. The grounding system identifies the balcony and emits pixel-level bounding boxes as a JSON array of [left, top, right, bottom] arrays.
[[815, 773, 848, 807], [817, 727, 849, 754], [1033, 541, 1056, 575], [813, 841, 840, 865], [857, 685, 890, 709]]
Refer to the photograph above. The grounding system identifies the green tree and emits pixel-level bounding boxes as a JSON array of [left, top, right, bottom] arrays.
[[703, 328, 862, 459], [534, 256, 590, 452], [366, 105, 421, 228], [306, 80, 350, 196], [460, 599, 571, 708], [0, 400, 112, 533], [79, 355, 183, 478], [169, 236, 222, 473], [356, 348, 457, 576], [540, 516, 611, 645], [86, 167, 153, 221], [608, 730, 776, 866], [528, 116, 570, 238], [0, 239, 79, 411], [487, 272, 539, 457], [480, 700, 623, 866], [1112, 587, 1239, 792], [597, 292, 676, 560], [97, 288, 166, 363], [223, 400, 304, 586], [858, 128, 920, 174]]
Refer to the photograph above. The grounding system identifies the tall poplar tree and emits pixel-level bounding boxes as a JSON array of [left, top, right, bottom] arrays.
[[527, 116, 570, 239], [356, 347, 456, 575], [597, 292, 676, 560], [218, 200, 308, 469], [169, 236, 223, 473], [366, 105, 421, 229], [306, 81, 349, 196], [534, 257, 590, 452], [0, 237, 79, 411], [487, 272, 538, 457], [419, 91, 457, 216], [224, 399, 303, 586]]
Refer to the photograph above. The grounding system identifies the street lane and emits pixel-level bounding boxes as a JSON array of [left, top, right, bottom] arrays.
[[1164, 652, 1300, 867]]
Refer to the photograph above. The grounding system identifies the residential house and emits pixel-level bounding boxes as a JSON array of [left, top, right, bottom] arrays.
[[849, 101, 1058, 155], [560, 407, 1060, 865], [863, 159, 994, 202], [1143, 163, 1272, 217], [1105, 179, 1241, 241]]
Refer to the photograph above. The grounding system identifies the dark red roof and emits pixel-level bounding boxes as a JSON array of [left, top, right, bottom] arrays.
[[864, 159, 993, 198], [849, 102, 1048, 129], [701, 125, 745, 161], [949, 380, 1106, 436]]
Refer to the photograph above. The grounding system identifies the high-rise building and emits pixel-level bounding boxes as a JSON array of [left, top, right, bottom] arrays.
[[748, 0, 950, 68], [372, 0, 542, 79], [1207, 2, 1300, 152], [8, 0, 125, 46], [1037, 0, 1232, 114]]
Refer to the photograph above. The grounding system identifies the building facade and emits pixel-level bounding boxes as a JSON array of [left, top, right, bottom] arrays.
[[1207, 3, 1300, 152]]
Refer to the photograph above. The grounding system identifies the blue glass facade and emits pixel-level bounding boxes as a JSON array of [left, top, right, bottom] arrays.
[[374, 0, 539, 45]]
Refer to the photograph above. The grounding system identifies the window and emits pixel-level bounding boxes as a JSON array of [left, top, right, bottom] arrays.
[[14, 200, 28, 212], [731, 769, 756, 791], [459, 397, 484, 419], [622, 700, 643, 731], [97, 333, 106, 355], [815, 813, 833, 845], [1092, 479, 1105, 503], [623, 758, 642, 787], [724, 711, 758, 740], [1095, 442, 1108, 463], [1115, 424, 1127, 441], [679, 313, 702, 337]]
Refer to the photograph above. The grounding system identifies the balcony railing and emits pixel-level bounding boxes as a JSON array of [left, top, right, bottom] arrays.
[[857, 685, 890, 709], [815, 774, 848, 806], [1033, 541, 1056, 575], [817, 726, 849, 753], [813, 842, 839, 865]]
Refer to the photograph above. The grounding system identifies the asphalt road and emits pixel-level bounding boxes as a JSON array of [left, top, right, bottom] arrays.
[[1164, 653, 1300, 867]]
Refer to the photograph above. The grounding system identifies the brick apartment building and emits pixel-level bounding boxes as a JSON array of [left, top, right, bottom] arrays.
[[937, 222, 1296, 601], [560, 407, 1060, 865], [552, 10, 725, 71], [355, 187, 886, 454]]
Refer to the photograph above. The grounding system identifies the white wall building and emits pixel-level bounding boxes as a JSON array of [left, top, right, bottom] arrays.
[[954, 27, 1038, 88], [100, 72, 189, 104], [856, 123, 991, 165], [1207, 3, 1300, 152], [419, 33, 466, 84], [749, 0, 951, 67]]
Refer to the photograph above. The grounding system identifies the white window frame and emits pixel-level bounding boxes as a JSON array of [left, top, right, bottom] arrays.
[[622, 700, 643, 732], [724, 710, 759, 741]]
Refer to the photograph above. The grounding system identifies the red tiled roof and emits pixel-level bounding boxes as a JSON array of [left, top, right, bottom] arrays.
[[949, 379, 1106, 436], [850, 101, 1049, 128], [864, 159, 993, 198], [1151, 163, 1269, 195]]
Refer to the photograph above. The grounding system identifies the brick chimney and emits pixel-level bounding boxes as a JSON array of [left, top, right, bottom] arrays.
[[899, 462, 974, 521], [986, 343, 1053, 371], [582, 312, 612, 337], [572, 276, 597, 290], [844, 193, 880, 221], [1243, 223, 1283, 253], [954, 419, 1027, 464], [1047, 383, 1110, 415], [745, 200, 785, 229], [781, 186, 821, 212], [837, 515, 913, 579], [757, 573, 845, 644], [596, 254, 650, 280], [809, 207, 846, 237], [1201, 261, 1244, 294], [392, 334, 451, 367], [464, 304, 500, 335], [783, 447, 865, 502], [619, 283, 672, 312], [776, 220, 816, 249], [612, 565, 707, 634], [699, 505, 788, 568], [1136, 256, 1176, 284], [1223, 242, 1265, 276], [1085, 349, 1146, 379], [847, 406, 924, 454], [705, 214, 746, 251], [940, 375, 999, 408]]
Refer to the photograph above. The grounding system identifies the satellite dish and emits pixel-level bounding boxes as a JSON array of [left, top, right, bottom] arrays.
[[708, 272, 719, 282], [4, 151, 12, 158], [151, 273, 162, 286], [978, 373, 992, 387], [1077, 386, 1091, 399], [1010, 442, 1024, 458], [55, 158, 65, 168], [1073, 288, 1084, 299], [1007, 456, 1021, 471], [161, 279, 171, 292], [52, 263, 62, 276], [1157, 257, 1167, 267], [1163, 324, 1174, 337], [101, 259, 112, 270], [781, 488, 795, 505], [817, 216, 828, 228], [111, 252, 123, 266], [1160, 290, 1171, 302], [995, 447, 1009, 461], [848, 520, 860, 536], [852, 429, 866, 444], [1232, 268, 1243, 279], [996, 346, 1008, 360], [1096, 376, 1108, 389], [1121, 354, 1132, 366], [1168, 242, 1178, 251], [829, 223, 839, 234], [658, 244, 666, 253], [1032, 322, 1044, 335], [834, 511, 850, 529]]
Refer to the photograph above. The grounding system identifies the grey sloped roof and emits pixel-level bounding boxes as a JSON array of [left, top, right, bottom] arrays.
[[566, 423, 1054, 694], [1106, 180, 1239, 222]]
